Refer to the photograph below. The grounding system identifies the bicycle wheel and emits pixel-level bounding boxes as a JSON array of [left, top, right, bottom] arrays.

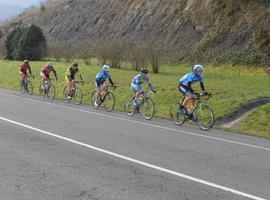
[[39, 83, 45, 97], [170, 101, 187, 125], [26, 81, 33, 95], [101, 92, 115, 112], [90, 90, 98, 107], [19, 81, 25, 94], [195, 104, 215, 131], [73, 87, 83, 105], [47, 84, 56, 100], [125, 95, 135, 116], [141, 97, 155, 120]]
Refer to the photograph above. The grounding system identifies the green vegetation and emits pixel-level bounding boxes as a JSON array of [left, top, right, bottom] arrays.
[[0, 60, 270, 137], [5, 25, 47, 60], [241, 104, 270, 138]]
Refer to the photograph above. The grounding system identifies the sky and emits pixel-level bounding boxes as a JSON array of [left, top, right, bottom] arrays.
[[0, 0, 40, 8]]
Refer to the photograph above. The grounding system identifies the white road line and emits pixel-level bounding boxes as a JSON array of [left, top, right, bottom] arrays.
[[1, 90, 270, 151], [0, 116, 266, 200], [13, 93, 270, 152]]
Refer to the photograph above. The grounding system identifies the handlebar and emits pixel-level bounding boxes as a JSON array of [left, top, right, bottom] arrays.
[[193, 92, 212, 100]]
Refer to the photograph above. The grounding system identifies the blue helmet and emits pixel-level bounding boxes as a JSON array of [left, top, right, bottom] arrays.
[[103, 65, 110, 72], [194, 65, 203, 72]]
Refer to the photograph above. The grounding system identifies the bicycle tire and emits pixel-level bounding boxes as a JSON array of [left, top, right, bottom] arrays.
[[170, 101, 187, 126], [141, 97, 155, 120], [26, 81, 33, 95], [101, 92, 115, 112], [73, 87, 83, 105], [195, 104, 215, 131], [90, 90, 98, 108], [47, 84, 56, 100], [125, 95, 136, 116]]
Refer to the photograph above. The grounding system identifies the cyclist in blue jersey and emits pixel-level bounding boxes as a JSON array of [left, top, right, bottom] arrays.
[[178, 64, 208, 116], [94, 65, 114, 107], [131, 67, 156, 112]]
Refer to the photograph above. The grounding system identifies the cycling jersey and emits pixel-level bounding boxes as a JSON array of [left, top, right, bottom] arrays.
[[131, 74, 155, 92], [65, 67, 78, 80], [179, 72, 205, 95], [20, 63, 31, 74], [179, 72, 204, 86], [95, 71, 112, 82], [41, 65, 55, 76]]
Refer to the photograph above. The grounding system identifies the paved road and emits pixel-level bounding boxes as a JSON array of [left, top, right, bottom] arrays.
[[0, 88, 269, 200]]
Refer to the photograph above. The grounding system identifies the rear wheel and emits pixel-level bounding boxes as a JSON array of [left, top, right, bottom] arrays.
[[26, 81, 33, 95], [141, 97, 155, 120], [101, 92, 115, 112], [73, 87, 83, 105], [39, 83, 45, 97], [195, 104, 215, 131], [170, 101, 187, 126], [125, 95, 135, 116], [47, 84, 56, 100], [90, 90, 98, 108]]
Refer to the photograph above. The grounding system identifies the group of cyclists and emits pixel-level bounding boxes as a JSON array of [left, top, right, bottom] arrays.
[[19, 60, 207, 118]]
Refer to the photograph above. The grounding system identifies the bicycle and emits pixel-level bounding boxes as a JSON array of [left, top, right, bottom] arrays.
[[91, 85, 116, 112], [19, 75, 33, 95], [170, 92, 215, 130], [63, 79, 84, 105], [39, 78, 56, 100], [125, 91, 155, 120]]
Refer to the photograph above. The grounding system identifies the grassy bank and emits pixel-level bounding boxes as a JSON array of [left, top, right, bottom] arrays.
[[0, 60, 269, 137], [240, 104, 270, 138]]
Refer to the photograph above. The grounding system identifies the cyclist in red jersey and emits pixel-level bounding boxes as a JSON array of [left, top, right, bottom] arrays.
[[19, 60, 33, 80], [40, 62, 58, 87]]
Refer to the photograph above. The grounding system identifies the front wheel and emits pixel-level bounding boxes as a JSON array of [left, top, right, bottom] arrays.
[[194, 104, 215, 131], [101, 92, 115, 112], [141, 97, 155, 120], [47, 84, 56, 100], [170, 101, 187, 126]]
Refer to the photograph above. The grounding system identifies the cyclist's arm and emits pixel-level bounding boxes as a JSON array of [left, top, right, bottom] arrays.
[[187, 81, 194, 93], [28, 66, 32, 76], [52, 69, 58, 80], [109, 78, 114, 85], [200, 82, 205, 92]]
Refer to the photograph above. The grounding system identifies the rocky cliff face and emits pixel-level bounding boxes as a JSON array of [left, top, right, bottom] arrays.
[[1, 0, 270, 64]]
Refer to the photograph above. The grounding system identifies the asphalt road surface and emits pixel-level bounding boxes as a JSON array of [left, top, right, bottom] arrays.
[[0, 88, 269, 200]]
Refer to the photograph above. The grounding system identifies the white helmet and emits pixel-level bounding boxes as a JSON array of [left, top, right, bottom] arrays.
[[47, 62, 53, 67], [194, 64, 203, 72], [103, 65, 110, 71]]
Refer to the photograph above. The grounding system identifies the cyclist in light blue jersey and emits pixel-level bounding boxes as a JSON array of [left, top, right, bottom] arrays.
[[94, 65, 114, 106], [131, 67, 156, 112], [178, 64, 208, 116]]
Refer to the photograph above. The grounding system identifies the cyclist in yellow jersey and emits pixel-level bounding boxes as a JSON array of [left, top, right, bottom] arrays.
[[65, 63, 83, 99]]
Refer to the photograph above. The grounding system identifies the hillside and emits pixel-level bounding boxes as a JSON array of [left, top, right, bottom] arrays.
[[0, 0, 270, 64]]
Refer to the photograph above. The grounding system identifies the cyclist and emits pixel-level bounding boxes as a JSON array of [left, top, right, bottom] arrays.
[[19, 60, 34, 81], [94, 65, 114, 107], [65, 62, 83, 99], [40, 62, 58, 89], [131, 67, 156, 112], [178, 64, 208, 117]]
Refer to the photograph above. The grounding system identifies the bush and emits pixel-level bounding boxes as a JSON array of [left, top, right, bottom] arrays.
[[5, 25, 47, 61]]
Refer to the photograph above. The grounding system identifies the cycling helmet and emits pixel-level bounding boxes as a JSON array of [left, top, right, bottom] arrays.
[[47, 62, 53, 67], [24, 60, 29, 63], [72, 62, 78, 67], [140, 67, 148, 74], [194, 64, 204, 72], [103, 65, 110, 71]]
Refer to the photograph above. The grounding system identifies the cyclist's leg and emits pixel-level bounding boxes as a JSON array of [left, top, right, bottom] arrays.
[[131, 84, 141, 109], [40, 72, 47, 88], [65, 76, 72, 97]]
